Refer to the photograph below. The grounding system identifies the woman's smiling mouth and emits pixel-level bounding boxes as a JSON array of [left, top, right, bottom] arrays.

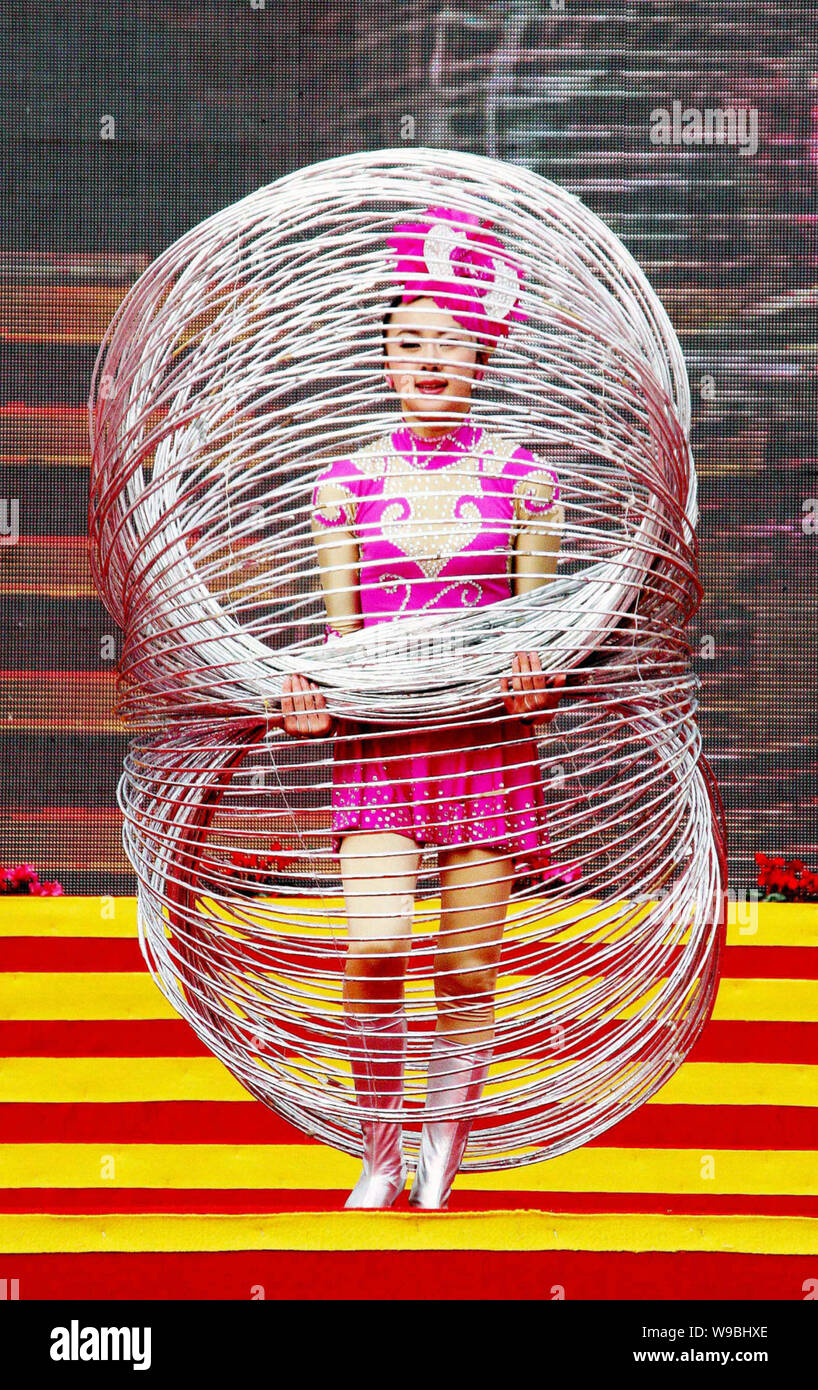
[[415, 378, 447, 394]]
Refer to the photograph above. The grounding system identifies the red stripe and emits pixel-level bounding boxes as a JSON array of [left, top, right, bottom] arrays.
[[4, 1250, 814, 1300], [0, 940, 146, 972], [2, 1018, 817, 1064], [0, 1101, 302, 1143], [689, 1021, 818, 1064], [714, 946, 818, 979], [2, 937, 815, 978], [0, 1188, 817, 1217], [2, 1101, 818, 1148], [0, 1021, 213, 1056]]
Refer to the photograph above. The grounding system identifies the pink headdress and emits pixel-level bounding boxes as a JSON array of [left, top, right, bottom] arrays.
[[387, 205, 526, 353]]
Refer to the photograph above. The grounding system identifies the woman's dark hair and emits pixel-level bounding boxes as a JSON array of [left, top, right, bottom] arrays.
[[381, 292, 489, 366]]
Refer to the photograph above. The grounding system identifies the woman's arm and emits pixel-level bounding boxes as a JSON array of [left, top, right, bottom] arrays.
[[511, 467, 563, 596], [281, 475, 363, 737], [310, 477, 364, 639], [501, 463, 565, 722]]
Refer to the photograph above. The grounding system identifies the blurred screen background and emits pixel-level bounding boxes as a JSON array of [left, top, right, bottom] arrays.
[[1, 0, 815, 892]]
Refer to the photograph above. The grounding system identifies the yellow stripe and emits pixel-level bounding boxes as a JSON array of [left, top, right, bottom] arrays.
[[2, 896, 816, 947], [1, 1056, 816, 1106], [0, 1210, 815, 1255], [1, 971, 816, 1022], [0, 897, 138, 937], [618, 978, 818, 1023], [0, 974, 180, 1020], [646, 1062, 818, 1107], [710, 978, 818, 1021], [723, 900, 818, 946], [0, 1056, 245, 1101], [1, 1142, 817, 1195]]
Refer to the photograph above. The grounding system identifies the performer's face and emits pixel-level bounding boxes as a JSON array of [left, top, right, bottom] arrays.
[[384, 297, 484, 430]]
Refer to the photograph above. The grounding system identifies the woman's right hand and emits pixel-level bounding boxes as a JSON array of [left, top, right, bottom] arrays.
[[281, 674, 335, 737]]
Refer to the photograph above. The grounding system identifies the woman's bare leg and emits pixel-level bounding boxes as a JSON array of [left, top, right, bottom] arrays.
[[433, 844, 514, 1048], [338, 830, 421, 1208], [339, 830, 421, 1013], [408, 843, 513, 1208]]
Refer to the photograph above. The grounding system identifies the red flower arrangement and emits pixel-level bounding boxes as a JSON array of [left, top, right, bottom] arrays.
[[755, 853, 818, 903], [0, 863, 64, 896]]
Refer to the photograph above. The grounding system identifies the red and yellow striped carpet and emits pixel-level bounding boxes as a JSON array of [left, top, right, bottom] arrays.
[[1, 895, 816, 1299]]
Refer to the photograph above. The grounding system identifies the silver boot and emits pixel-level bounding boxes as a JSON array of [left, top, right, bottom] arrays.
[[409, 1032, 493, 1210], [344, 1009, 408, 1209]]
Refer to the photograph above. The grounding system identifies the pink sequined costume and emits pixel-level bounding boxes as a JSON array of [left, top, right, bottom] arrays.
[[311, 415, 560, 873]]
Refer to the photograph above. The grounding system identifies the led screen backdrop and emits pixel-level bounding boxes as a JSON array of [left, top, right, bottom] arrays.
[[2, 0, 816, 893]]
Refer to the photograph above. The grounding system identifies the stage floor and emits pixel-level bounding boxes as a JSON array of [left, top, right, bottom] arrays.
[[1, 896, 816, 1299]]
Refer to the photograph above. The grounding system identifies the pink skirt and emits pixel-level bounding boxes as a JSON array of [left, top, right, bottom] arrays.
[[329, 715, 551, 875]]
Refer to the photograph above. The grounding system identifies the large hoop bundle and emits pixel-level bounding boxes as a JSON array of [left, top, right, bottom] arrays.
[[89, 148, 726, 1170]]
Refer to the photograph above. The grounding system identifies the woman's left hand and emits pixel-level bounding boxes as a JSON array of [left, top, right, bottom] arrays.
[[500, 651, 565, 724]]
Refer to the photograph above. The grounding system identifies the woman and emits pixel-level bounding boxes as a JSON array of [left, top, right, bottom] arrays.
[[281, 206, 565, 1210]]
